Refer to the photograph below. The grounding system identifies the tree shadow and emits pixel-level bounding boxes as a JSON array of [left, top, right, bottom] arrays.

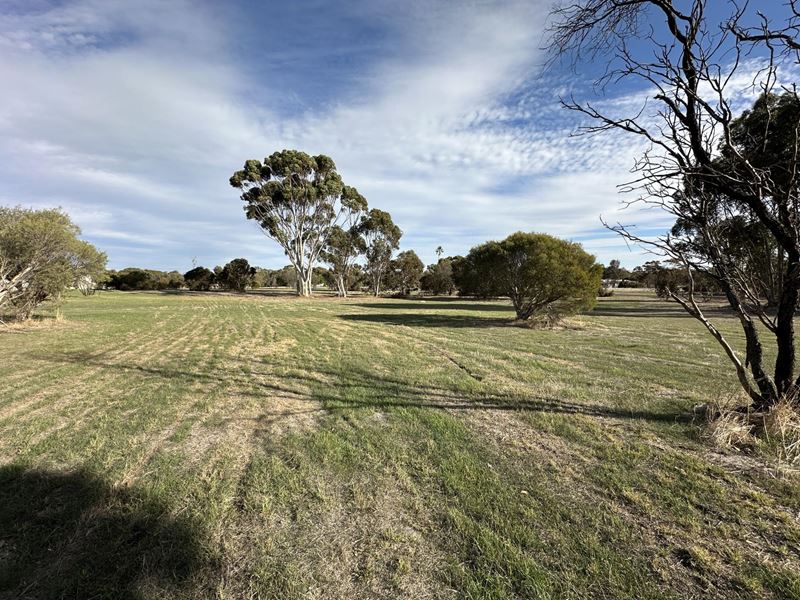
[[31, 350, 692, 435], [250, 363, 693, 425], [591, 298, 736, 318], [0, 464, 213, 598], [354, 301, 515, 312], [340, 313, 511, 328]]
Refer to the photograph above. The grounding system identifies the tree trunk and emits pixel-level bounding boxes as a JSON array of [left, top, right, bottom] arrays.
[[336, 273, 347, 297], [775, 258, 800, 398]]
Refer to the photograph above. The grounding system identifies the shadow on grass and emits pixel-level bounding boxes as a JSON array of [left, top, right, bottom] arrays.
[[340, 313, 511, 328], [0, 464, 213, 598], [591, 299, 736, 319], [256, 364, 693, 425], [354, 301, 515, 312], [31, 351, 692, 428]]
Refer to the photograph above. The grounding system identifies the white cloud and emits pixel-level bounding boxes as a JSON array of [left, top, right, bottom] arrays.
[[0, 0, 785, 272]]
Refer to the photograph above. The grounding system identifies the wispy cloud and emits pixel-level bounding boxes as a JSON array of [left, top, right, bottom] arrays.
[[0, 0, 775, 272]]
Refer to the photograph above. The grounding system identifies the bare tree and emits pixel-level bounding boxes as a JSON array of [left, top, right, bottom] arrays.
[[549, 0, 800, 410]]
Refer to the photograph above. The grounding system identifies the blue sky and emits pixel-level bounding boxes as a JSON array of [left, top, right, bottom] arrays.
[[0, 0, 791, 270]]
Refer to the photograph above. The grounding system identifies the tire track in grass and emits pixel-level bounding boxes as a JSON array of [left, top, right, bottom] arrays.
[[0, 300, 214, 463]]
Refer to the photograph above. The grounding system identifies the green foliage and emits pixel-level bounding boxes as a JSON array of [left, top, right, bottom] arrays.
[[459, 232, 602, 321], [218, 258, 255, 292], [421, 258, 456, 295], [453, 248, 504, 299], [602, 259, 630, 281], [183, 267, 215, 291], [107, 269, 184, 291], [386, 250, 424, 295], [321, 225, 366, 296], [0, 206, 107, 319]]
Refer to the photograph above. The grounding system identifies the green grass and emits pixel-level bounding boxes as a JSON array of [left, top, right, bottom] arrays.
[[0, 289, 798, 598]]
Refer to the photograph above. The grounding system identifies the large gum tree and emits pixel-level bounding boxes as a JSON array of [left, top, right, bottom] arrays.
[[230, 150, 367, 297]]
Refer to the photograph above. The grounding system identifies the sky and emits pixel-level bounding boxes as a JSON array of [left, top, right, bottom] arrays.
[[0, 0, 792, 271]]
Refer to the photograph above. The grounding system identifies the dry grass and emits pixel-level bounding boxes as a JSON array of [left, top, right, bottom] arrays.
[[704, 396, 800, 467]]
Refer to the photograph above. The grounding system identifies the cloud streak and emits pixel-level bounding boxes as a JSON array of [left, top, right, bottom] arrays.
[[0, 0, 767, 272]]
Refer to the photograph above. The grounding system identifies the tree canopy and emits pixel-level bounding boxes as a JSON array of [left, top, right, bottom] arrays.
[[218, 258, 255, 292], [388, 250, 424, 296], [0, 207, 106, 320], [459, 232, 602, 321]]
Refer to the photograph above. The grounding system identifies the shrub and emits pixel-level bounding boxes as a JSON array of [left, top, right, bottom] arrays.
[[459, 232, 602, 321], [218, 259, 255, 292], [183, 267, 215, 291], [0, 206, 106, 319]]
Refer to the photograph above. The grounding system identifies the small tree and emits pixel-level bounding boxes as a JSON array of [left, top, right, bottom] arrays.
[[230, 150, 368, 297], [219, 258, 255, 292], [421, 258, 456, 295], [392, 250, 424, 296], [183, 266, 215, 291], [72, 240, 108, 296], [359, 209, 401, 296], [463, 232, 602, 321], [0, 206, 106, 320], [602, 259, 630, 281], [321, 225, 366, 297]]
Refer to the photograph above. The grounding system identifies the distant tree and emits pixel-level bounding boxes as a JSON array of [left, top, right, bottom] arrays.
[[435, 246, 444, 260], [213, 265, 223, 277], [107, 269, 152, 291], [322, 225, 366, 297], [602, 259, 630, 281], [462, 232, 602, 321], [274, 265, 297, 289], [183, 266, 215, 291], [251, 267, 269, 288], [0, 207, 107, 319], [630, 261, 663, 288], [72, 240, 108, 296], [230, 150, 368, 296], [219, 258, 255, 292], [421, 258, 456, 295], [106, 269, 184, 291], [347, 264, 367, 291], [157, 271, 184, 290], [359, 209, 401, 296], [391, 250, 424, 296]]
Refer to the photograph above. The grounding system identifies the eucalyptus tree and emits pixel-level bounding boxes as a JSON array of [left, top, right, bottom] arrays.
[[229, 150, 368, 297], [321, 225, 366, 297], [549, 0, 800, 409], [359, 209, 402, 296], [392, 250, 424, 296]]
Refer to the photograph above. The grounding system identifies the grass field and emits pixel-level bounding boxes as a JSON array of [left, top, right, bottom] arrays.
[[1, 289, 799, 599]]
